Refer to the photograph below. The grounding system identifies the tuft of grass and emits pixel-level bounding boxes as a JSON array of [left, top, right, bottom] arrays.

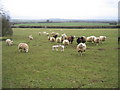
[[2, 28, 118, 88]]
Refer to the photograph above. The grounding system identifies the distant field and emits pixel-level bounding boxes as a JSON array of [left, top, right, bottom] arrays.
[[2, 28, 118, 88], [14, 22, 112, 26]]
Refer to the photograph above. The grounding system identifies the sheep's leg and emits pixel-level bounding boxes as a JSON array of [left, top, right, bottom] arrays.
[[80, 52, 82, 56], [56, 47, 58, 51], [52, 47, 54, 51]]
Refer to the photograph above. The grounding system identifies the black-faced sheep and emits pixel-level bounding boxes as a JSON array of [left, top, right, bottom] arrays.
[[76, 36, 86, 44], [76, 43, 86, 56]]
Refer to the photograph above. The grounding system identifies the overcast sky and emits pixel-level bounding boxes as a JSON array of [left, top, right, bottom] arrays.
[[1, 0, 119, 20]]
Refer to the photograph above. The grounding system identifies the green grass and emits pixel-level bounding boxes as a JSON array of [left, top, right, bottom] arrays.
[[2, 28, 118, 88], [15, 22, 112, 26]]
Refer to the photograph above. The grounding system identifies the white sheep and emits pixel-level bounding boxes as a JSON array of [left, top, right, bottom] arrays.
[[86, 36, 96, 43], [52, 45, 65, 52], [50, 37, 55, 42], [18, 43, 29, 53], [99, 36, 106, 43], [51, 32, 56, 36], [28, 35, 33, 40], [63, 39, 69, 46], [43, 32, 47, 35], [6, 39, 13, 46], [56, 37, 62, 43], [93, 37, 100, 45], [76, 43, 86, 56], [86, 36, 93, 42]]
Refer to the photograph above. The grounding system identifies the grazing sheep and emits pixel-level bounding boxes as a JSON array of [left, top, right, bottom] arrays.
[[56, 37, 62, 43], [52, 45, 64, 52], [86, 36, 95, 43], [50, 37, 55, 42], [99, 36, 106, 43], [53, 34, 58, 39], [28, 35, 33, 40], [18, 43, 29, 53], [86, 36, 92, 42], [77, 36, 86, 44], [67, 36, 74, 44], [6, 39, 13, 46], [61, 33, 68, 41], [76, 43, 86, 56], [63, 39, 69, 46], [93, 37, 100, 45]]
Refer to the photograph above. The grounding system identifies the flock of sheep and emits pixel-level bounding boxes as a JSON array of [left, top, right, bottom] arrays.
[[5, 30, 106, 56]]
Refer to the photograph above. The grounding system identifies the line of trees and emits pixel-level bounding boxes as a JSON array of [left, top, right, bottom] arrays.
[[0, 7, 13, 36]]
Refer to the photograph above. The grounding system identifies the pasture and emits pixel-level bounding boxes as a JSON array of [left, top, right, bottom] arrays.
[[14, 22, 112, 26], [2, 28, 118, 88]]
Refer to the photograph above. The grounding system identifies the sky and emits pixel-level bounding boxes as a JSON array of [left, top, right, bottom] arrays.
[[1, 0, 119, 20]]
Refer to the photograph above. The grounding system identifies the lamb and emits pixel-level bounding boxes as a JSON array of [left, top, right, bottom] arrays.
[[50, 37, 55, 42], [52, 45, 65, 52], [18, 43, 29, 53], [93, 37, 100, 45], [56, 37, 62, 43], [6, 39, 13, 46], [63, 39, 69, 46], [76, 43, 86, 56], [28, 35, 33, 40], [99, 36, 106, 43]]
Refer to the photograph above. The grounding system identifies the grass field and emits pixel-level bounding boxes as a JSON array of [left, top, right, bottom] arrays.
[[14, 22, 112, 26], [2, 28, 118, 88]]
